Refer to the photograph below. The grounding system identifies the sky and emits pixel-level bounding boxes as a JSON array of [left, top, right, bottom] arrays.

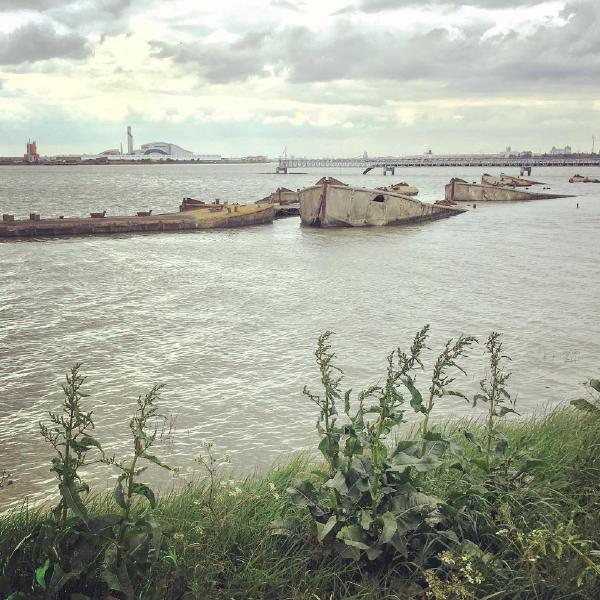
[[0, 0, 598, 157]]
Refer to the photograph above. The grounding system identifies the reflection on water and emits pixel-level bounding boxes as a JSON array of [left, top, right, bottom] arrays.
[[1, 164, 599, 509]]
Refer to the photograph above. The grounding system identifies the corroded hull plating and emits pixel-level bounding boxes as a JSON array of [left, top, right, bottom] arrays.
[[445, 179, 572, 202], [299, 184, 464, 227], [481, 173, 543, 187]]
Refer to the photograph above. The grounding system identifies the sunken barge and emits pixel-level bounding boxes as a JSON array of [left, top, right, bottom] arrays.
[[300, 178, 464, 228], [0, 199, 274, 239]]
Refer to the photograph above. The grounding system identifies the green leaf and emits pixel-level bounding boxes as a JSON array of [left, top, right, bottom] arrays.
[[374, 444, 388, 464], [343, 435, 363, 457], [403, 377, 425, 413], [360, 510, 373, 531], [324, 470, 348, 495], [131, 482, 156, 508], [344, 389, 352, 415], [78, 434, 103, 452], [463, 430, 482, 452], [473, 393, 487, 407], [270, 517, 297, 536], [380, 512, 397, 544], [114, 480, 127, 510], [316, 515, 338, 542], [59, 481, 88, 523], [35, 559, 50, 590], [87, 514, 122, 533], [318, 435, 339, 462], [48, 565, 82, 594], [337, 525, 370, 550], [496, 406, 518, 417], [388, 451, 442, 474], [570, 398, 600, 414], [142, 452, 171, 470], [287, 479, 317, 508], [391, 490, 441, 511], [366, 547, 383, 561]]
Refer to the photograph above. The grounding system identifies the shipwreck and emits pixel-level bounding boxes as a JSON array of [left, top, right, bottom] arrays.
[[0, 199, 274, 239], [375, 182, 419, 196], [481, 173, 543, 187], [569, 174, 600, 183], [299, 177, 464, 228], [445, 178, 572, 203], [255, 187, 300, 217]]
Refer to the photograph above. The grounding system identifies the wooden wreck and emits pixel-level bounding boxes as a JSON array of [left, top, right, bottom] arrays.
[[445, 178, 572, 203], [0, 200, 274, 239], [299, 177, 464, 228], [481, 173, 543, 187]]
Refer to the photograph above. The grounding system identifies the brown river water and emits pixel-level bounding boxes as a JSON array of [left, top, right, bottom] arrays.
[[1, 164, 599, 510]]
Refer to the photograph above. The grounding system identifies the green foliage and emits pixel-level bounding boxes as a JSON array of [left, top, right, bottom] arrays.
[[2, 349, 600, 599], [100, 385, 172, 598], [39, 364, 101, 526], [571, 377, 600, 414], [1, 369, 171, 600], [461, 332, 519, 474], [283, 327, 476, 568]]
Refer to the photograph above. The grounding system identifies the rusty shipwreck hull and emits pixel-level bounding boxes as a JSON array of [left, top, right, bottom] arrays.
[[0, 205, 274, 239], [299, 179, 465, 228], [445, 178, 572, 202], [481, 173, 544, 187]]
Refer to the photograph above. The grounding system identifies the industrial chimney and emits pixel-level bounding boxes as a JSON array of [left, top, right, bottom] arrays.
[[127, 126, 133, 155]]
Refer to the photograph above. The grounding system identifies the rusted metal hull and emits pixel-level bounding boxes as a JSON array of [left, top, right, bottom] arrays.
[[300, 183, 464, 228]]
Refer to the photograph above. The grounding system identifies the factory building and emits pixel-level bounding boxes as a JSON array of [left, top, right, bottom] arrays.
[[24, 140, 39, 163], [140, 142, 194, 159]]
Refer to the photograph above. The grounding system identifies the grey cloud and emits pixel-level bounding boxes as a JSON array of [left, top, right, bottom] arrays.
[[283, 1, 600, 90], [0, 1, 64, 8], [148, 0, 599, 96], [0, 22, 90, 64], [0, 1, 134, 37], [0, 0, 132, 13], [150, 29, 273, 84], [358, 0, 565, 11], [271, 0, 301, 11]]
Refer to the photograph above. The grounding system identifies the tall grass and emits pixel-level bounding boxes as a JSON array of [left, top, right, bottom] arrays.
[[1, 407, 599, 599]]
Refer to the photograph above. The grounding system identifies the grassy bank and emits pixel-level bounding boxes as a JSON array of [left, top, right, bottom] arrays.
[[1, 408, 599, 599], [1, 329, 599, 599]]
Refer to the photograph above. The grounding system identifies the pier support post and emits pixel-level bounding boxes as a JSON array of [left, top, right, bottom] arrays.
[[383, 165, 395, 176], [520, 166, 532, 176]]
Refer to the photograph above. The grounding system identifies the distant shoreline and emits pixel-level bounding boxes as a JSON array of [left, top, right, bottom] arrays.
[[0, 159, 273, 167]]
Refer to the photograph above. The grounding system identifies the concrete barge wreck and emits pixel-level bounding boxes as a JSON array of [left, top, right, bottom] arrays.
[[0, 200, 274, 239], [300, 178, 465, 227], [445, 178, 573, 203]]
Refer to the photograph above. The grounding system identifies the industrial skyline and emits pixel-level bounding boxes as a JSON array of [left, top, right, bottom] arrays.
[[0, 1, 599, 157]]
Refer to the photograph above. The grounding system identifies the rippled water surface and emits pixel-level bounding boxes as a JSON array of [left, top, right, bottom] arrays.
[[1, 164, 599, 508]]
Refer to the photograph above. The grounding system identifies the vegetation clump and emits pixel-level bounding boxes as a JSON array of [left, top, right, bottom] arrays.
[[1, 328, 599, 599]]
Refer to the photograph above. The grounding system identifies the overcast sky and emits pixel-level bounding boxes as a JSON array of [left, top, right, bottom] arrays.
[[0, 0, 598, 156]]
